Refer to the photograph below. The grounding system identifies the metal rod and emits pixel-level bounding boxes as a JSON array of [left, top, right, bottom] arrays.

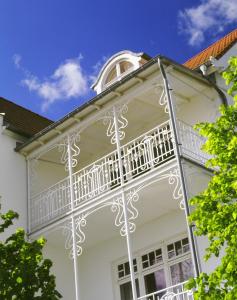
[[158, 58, 200, 277], [26, 159, 31, 235], [113, 106, 137, 300], [67, 135, 80, 300]]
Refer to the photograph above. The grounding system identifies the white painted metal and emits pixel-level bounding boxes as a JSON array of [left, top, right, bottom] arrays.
[[113, 105, 138, 300], [67, 134, 80, 300], [30, 176, 71, 229], [178, 120, 211, 164], [121, 120, 174, 179], [137, 281, 193, 300], [29, 119, 209, 231], [72, 149, 120, 205]]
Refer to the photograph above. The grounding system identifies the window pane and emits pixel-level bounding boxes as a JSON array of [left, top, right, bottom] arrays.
[[144, 269, 166, 296], [175, 241, 182, 256], [120, 61, 133, 74], [170, 258, 194, 285], [105, 67, 117, 84], [120, 279, 140, 300]]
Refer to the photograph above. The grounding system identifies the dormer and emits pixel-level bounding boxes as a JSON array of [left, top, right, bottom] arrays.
[[91, 50, 150, 94]]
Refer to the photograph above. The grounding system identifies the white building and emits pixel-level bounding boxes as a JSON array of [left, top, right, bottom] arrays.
[[1, 29, 237, 300]]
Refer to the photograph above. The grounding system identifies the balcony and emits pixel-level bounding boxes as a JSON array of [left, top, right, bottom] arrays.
[[138, 281, 193, 300], [30, 120, 208, 232]]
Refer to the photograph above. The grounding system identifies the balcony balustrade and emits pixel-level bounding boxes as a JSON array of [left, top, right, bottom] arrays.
[[138, 281, 193, 300], [30, 120, 208, 231]]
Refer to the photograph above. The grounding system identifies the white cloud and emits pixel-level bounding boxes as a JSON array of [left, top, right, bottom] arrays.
[[15, 55, 89, 111], [178, 0, 237, 46], [13, 54, 22, 69]]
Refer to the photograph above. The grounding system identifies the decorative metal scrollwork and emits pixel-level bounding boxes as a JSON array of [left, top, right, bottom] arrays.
[[167, 169, 183, 200], [160, 291, 176, 300], [111, 189, 140, 237], [103, 104, 128, 144], [154, 84, 169, 114], [179, 199, 185, 210], [111, 197, 125, 235], [126, 189, 139, 233], [59, 131, 80, 171], [63, 214, 87, 259]]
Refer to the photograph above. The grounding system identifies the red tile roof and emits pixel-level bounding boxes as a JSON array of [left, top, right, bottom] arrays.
[[0, 97, 52, 137], [184, 28, 237, 70]]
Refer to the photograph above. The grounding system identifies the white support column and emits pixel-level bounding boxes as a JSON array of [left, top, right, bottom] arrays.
[[67, 135, 80, 300], [26, 159, 31, 234], [113, 107, 137, 300]]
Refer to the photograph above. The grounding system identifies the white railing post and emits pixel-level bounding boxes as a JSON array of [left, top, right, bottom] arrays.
[[67, 134, 80, 300], [113, 106, 137, 300], [27, 158, 31, 234]]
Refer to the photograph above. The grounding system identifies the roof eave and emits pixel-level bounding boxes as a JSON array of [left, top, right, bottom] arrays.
[[16, 54, 211, 154]]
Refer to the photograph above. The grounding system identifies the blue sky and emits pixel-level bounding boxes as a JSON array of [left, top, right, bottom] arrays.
[[0, 0, 237, 121]]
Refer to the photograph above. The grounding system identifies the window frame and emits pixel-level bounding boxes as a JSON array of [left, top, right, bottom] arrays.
[[103, 60, 135, 90], [113, 233, 193, 300]]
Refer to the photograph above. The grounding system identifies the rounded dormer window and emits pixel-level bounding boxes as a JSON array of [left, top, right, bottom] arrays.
[[91, 51, 150, 94], [120, 61, 133, 73], [104, 60, 134, 87], [105, 66, 117, 85]]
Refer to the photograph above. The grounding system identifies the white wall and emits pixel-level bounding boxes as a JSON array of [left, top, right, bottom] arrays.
[[44, 242, 75, 299], [176, 90, 221, 126], [183, 162, 221, 274], [33, 158, 67, 195], [78, 210, 188, 300], [0, 119, 27, 238]]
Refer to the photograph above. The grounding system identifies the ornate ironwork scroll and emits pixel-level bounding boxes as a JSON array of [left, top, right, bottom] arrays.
[[58, 131, 80, 171], [167, 168, 183, 200], [103, 104, 128, 144], [111, 188, 140, 237], [63, 214, 87, 259], [154, 84, 169, 114]]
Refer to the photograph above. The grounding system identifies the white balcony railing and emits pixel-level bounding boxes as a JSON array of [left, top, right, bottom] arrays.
[[31, 177, 71, 229], [138, 281, 193, 300], [178, 120, 211, 165], [30, 120, 208, 231]]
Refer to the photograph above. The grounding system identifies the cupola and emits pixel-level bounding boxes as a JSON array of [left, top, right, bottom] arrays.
[[91, 50, 150, 94]]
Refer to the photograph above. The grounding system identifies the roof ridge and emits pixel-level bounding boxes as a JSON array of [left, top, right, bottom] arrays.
[[0, 96, 53, 122]]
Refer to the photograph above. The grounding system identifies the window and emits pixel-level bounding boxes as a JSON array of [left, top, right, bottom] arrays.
[[119, 61, 133, 74], [118, 259, 137, 279], [105, 66, 117, 84], [115, 236, 193, 300], [142, 248, 163, 269], [170, 258, 193, 285], [167, 237, 189, 259], [104, 60, 134, 87], [120, 279, 140, 300], [144, 269, 166, 297]]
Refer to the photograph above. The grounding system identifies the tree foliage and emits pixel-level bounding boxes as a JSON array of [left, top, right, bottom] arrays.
[[0, 208, 62, 299], [186, 56, 237, 299]]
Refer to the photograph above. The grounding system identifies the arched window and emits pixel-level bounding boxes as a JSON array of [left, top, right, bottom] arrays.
[[105, 61, 134, 86], [92, 51, 150, 94], [105, 66, 117, 84], [119, 61, 133, 74]]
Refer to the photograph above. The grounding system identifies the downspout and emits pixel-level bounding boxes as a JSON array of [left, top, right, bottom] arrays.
[[205, 77, 228, 106], [158, 57, 200, 278], [199, 62, 228, 106]]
